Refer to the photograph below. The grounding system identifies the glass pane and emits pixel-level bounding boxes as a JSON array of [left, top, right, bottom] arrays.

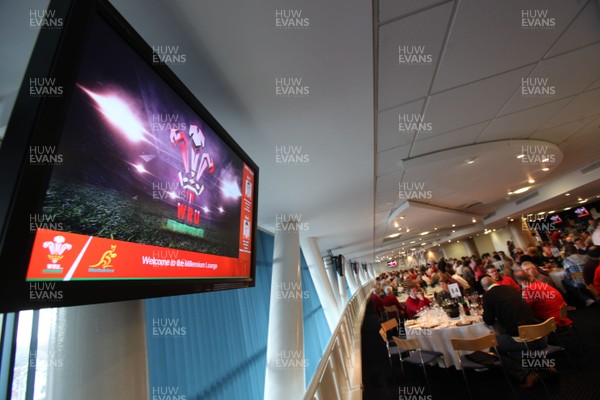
[[33, 308, 58, 400], [10, 310, 33, 400]]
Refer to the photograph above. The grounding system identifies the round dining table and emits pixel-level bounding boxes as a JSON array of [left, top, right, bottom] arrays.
[[403, 315, 493, 369]]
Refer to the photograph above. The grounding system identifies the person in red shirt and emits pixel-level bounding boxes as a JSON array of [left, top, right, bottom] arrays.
[[594, 266, 600, 294], [486, 265, 521, 290], [370, 288, 384, 318], [405, 285, 431, 319], [514, 271, 572, 327], [381, 286, 406, 319]]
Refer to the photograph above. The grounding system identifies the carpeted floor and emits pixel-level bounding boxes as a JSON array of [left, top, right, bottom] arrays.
[[361, 301, 600, 400]]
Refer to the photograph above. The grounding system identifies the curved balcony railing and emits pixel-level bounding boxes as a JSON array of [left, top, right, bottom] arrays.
[[304, 280, 374, 400]]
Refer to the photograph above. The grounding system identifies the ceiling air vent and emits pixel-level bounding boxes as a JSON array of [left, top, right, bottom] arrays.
[[580, 160, 600, 175], [458, 201, 482, 210], [515, 191, 539, 205], [484, 211, 496, 220]]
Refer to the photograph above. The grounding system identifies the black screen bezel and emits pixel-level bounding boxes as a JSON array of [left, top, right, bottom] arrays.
[[0, 0, 258, 312]]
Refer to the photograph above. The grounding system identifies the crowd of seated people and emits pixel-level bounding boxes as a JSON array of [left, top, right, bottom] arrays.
[[370, 216, 600, 389]]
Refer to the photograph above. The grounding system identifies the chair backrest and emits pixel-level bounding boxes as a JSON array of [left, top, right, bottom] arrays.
[[559, 304, 568, 319], [392, 336, 420, 352], [571, 271, 584, 281], [518, 317, 556, 342], [450, 333, 498, 352], [383, 305, 399, 315], [381, 318, 398, 332], [378, 328, 388, 344]]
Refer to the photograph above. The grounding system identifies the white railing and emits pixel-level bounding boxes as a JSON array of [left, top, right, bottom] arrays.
[[304, 281, 374, 400]]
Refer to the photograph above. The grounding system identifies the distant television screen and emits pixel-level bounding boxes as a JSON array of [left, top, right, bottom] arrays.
[[549, 214, 563, 224], [574, 207, 590, 218], [387, 260, 398, 267], [0, 0, 258, 312]]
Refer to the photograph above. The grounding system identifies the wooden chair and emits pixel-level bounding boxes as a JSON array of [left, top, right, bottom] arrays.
[[392, 336, 446, 394], [450, 333, 517, 400], [381, 318, 399, 336], [378, 327, 400, 366], [570, 271, 584, 281], [383, 305, 401, 324], [519, 315, 578, 372], [516, 317, 562, 398], [558, 304, 585, 353]]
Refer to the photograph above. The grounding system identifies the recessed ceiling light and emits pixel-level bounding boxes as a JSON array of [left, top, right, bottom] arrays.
[[452, 230, 456, 233], [406, 228, 410, 232], [434, 227, 437, 230], [421, 243, 426, 246], [547, 210, 555, 214], [542, 167, 550, 171], [387, 233, 401, 238], [465, 157, 477, 164], [528, 179, 535, 184], [410, 241, 415, 244], [420, 231, 429, 236], [448, 240, 451, 243], [579, 198, 588, 204], [452, 224, 456, 227], [564, 207, 571, 211], [472, 218, 477, 223], [394, 221, 399, 228], [516, 154, 525, 159], [511, 186, 530, 195], [400, 216, 405, 219], [565, 193, 570, 196]]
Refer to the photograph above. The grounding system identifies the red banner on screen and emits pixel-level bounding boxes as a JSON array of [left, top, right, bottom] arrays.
[[26, 228, 251, 281]]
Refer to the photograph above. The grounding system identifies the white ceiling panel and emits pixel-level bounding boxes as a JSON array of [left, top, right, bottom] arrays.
[[377, 170, 404, 193], [530, 114, 599, 144], [377, 99, 424, 152], [500, 43, 600, 115], [378, 0, 449, 23], [378, 2, 453, 109], [411, 122, 487, 157], [425, 66, 533, 134], [570, 115, 600, 140], [377, 144, 411, 175], [547, 0, 600, 57], [540, 87, 600, 128], [479, 98, 572, 142], [432, 0, 582, 92]]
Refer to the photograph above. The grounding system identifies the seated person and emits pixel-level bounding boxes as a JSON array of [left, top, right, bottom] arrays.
[[381, 286, 406, 319], [514, 271, 572, 327], [370, 288, 384, 317], [582, 245, 600, 286], [434, 277, 453, 304], [594, 265, 600, 294], [481, 277, 548, 389], [415, 273, 428, 290], [486, 265, 520, 290], [563, 244, 596, 307], [405, 285, 432, 319], [521, 261, 558, 290]]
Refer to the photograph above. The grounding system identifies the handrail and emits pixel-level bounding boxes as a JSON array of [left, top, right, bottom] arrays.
[[303, 280, 374, 400]]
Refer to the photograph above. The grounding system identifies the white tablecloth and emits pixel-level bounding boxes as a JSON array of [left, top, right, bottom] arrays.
[[405, 318, 493, 369]]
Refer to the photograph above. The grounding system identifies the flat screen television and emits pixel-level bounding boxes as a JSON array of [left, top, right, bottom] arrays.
[[0, 0, 258, 312]]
